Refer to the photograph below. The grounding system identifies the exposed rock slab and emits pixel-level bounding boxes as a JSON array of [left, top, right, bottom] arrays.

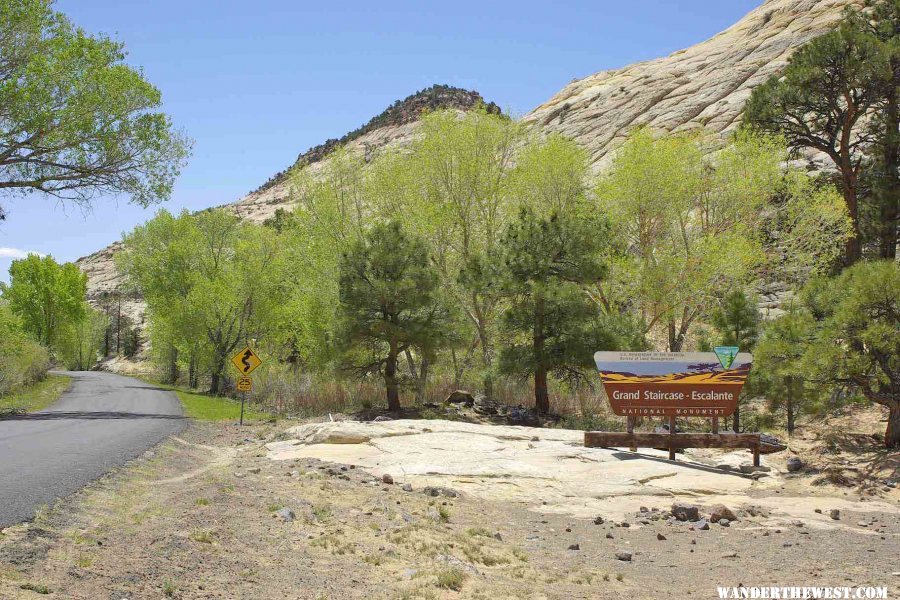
[[266, 419, 896, 526], [523, 0, 860, 171]]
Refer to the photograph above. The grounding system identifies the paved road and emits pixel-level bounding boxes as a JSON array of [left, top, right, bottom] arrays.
[[0, 371, 185, 527]]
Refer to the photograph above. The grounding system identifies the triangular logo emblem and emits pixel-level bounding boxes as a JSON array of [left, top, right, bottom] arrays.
[[714, 346, 739, 369]]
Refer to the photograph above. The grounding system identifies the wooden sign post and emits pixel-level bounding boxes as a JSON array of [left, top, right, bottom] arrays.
[[585, 350, 776, 466]]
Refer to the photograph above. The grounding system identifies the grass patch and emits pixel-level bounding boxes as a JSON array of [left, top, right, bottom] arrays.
[[0, 375, 70, 415], [173, 388, 270, 422], [189, 528, 214, 544], [19, 582, 51, 594], [435, 568, 465, 591], [437, 506, 450, 523]]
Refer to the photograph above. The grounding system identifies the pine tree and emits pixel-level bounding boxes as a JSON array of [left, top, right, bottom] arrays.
[[710, 289, 761, 432], [338, 221, 454, 411], [497, 208, 642, 414]]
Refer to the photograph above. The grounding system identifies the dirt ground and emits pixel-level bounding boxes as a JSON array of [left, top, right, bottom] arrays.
[[1, 410, 898, 599]]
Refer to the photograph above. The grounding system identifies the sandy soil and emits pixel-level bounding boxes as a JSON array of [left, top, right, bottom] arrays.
[[0, 413, 898, 599]]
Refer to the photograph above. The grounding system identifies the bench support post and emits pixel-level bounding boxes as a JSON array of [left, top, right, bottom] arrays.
[[668, 416, 676, 461]]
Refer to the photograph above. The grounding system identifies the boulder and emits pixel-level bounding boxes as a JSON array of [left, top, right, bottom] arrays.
[[709, 504, 737, 523], [786, 456, 804, 472], [671, 502, 700, 522], [445, 390, 475, 406]]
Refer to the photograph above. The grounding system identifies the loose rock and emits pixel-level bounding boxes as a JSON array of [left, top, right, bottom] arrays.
[[671, 502, 700, 522], [709, 504, 737, 523], [381, 473, 394, 485], [786, 457, 804, 472], [275, 508, 295, 522], [615, 551, 632, 562]]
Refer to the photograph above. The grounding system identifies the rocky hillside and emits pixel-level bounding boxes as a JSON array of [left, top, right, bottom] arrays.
[[76, 85, 500, 307], [78, 0, 857, 335], [232, 85, 499, 223], [523, 0, 860, 170]]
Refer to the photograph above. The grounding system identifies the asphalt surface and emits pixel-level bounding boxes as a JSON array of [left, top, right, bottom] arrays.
[[0, 371, 185, 527]]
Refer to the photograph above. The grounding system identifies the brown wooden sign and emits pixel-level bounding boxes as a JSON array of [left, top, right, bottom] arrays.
[[594, 351, 752, 417]]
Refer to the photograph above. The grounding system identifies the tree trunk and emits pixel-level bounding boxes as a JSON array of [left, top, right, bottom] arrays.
[[385, 348, 401, 412], [886, 402, 900, 450], [188, 350, 198, 389], [165, 345, 178, 385], [839, 159, 862, 264], [404, 349, 418, 380], [732, 405, 740, 433], [209, 355, 225, 395], [416, 357, 429, 405], [878, 73, 899, 260], [534, 294, 550, 415], [786, 381, 795, 435], [478, 326, 493, 402]]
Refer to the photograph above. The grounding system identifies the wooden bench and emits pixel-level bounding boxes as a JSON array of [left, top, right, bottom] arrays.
[[584, 431, 765, 466]]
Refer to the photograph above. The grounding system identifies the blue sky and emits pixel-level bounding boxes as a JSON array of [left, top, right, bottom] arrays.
[[0, 0, 760, 281]]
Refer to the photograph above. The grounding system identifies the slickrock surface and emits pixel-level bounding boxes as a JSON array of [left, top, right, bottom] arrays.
[[523, 0, 860, 171], [266, 419, 896, 526]]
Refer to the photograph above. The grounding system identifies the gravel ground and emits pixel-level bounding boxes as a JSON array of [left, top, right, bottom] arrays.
[[0, 419, 897, 599]]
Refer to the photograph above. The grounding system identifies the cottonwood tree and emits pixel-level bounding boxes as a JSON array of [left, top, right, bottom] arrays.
[[393, 109, 523, 400], [595, 128, 783, 351], [57, 305, 107, 370], [0, 253, 86, 347], [337, 221, 454, 412], [120, 209, 290, 393], [506, 134, 591, 216], [497, 209, 641, 414], [119, 209, 203, 384], [0, 0, 190, 219]]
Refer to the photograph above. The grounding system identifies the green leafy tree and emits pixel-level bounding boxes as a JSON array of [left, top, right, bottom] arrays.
[[743, 11, 887, 263], [57, 304, 107, 370], [118, 209, 202, 383], [754, 306, 820, 434], [596, 127, 851, 352], [1, 253, 86, 347], [337, 221, 454, 412], [710, 289, 760, 432], [383, 109, 523, 400], [0, 0, 191, 219], [119, 209, 291, 393], [0, 302, 49, 395], [497, 209, 642, 414], [802, 261, 900, 448]]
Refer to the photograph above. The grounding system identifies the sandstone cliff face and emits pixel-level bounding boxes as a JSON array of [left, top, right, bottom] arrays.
[[523, 0, 859, 171], [78, 0, 856, 333]]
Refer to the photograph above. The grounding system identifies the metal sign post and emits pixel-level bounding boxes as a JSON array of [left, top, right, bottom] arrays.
[[231, 347, 261, 426]]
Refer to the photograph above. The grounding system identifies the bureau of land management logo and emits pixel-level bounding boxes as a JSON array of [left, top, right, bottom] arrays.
[[714, 345, 740, 369]]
